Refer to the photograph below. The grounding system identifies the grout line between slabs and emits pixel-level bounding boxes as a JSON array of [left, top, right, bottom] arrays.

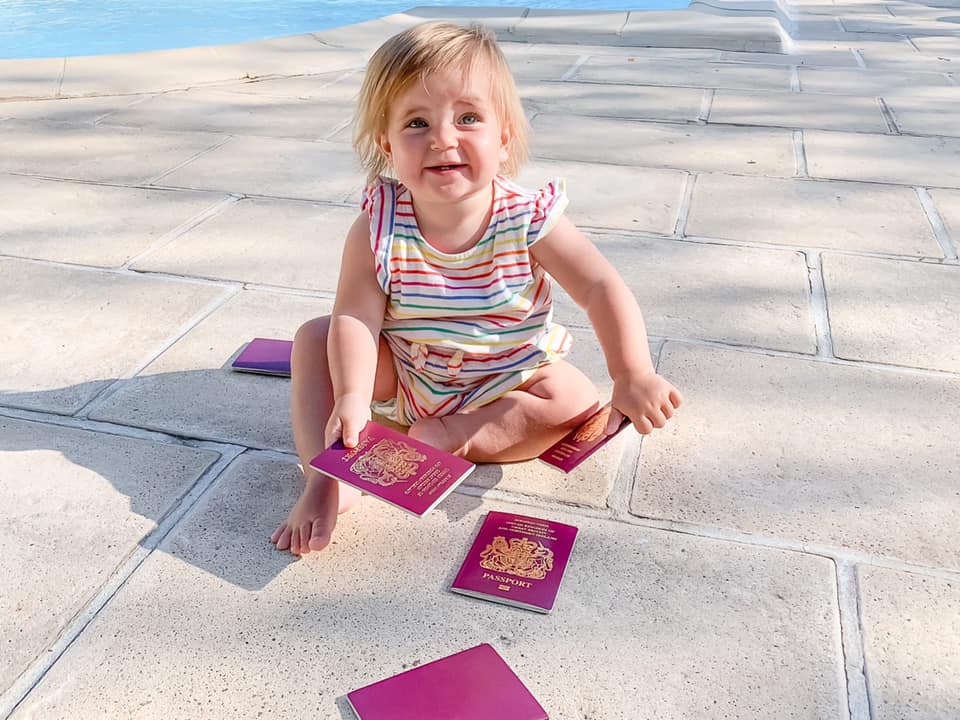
[[55, 58, 66, 97], [916, 186, 959, 261], [74, 286, 242, 419], [560, 54, 591, 82], [877, 97, 900, 134], [142, 134, 235, 186], [790, 66, 801, 92], [806, 251, 835, 358], [837, 563, 872, 720], [793, 129, 809, 177], [850, 49, 867, 68], [673, 172, 697, 237], [0, 444, 244, 720], [697, 89, 715, 123]]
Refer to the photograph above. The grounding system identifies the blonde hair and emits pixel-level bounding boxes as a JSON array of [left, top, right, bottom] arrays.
[[353, 21, 529, 184]]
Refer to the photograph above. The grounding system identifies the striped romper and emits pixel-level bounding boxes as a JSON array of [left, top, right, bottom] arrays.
[[362, 175, 573, 426]]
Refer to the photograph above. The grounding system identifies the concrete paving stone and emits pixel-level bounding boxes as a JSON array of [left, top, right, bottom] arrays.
[[840, 12, 960, 34], [520, 80, 703, 122], [0, 416, 219, 696], [527, 43, 720, 61], [0, 259, 229, 415], [131, 197, 355, 290], [509, 9, 629, 44], [858, 566, 960, 720], [804, 129, 960, 188], [88, 290, 332, 450], [709, 89, 889, 132], [798, 66, 953, 94], [212, 70, 363, 100], [517, 159, 686, 235], [685, 173, 941, 256], [507, 53, 586, 82], [0, 175, 225, 267], [553, 234, 816, 353], [57, 39, 365, 96], [718, 44, 860, 67], [0, 57, 62, 100], [574, 56, 792, 91], [618, 11, 786, 52], [10, 452, 845, 719], [153, 136, 363, 202], [634, 342, 960, 568], [102, 89, 354, 141], [823, 253, 960, 373], [911, 35, 960, 60], [532, 114, 796, 177], [464, 327, 624, 506], [882, 86, 960, 136], [0, 94, 147, 124], [930, 188, 960, 247], [0, 123, 227, 185], [857, 42, 956, 72]]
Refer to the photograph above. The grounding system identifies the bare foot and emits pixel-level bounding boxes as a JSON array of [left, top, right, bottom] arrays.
[[270, 474, 362, 555]]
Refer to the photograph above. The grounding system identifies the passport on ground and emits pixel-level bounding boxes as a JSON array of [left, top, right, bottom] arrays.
[[346, 643, 548, 720], [451, 511, 578, 613], [308, 421, 475, 517], [230, 338, 293, 376]]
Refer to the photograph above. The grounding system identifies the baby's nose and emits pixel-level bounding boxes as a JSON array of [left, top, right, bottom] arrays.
[[430, 122, 458, 150]]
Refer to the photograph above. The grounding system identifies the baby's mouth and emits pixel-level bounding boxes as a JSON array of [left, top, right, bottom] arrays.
[[427, 163, 466, 172]]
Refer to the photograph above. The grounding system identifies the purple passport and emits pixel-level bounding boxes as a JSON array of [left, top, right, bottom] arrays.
[[308, 421, 475, 517], [230, 338, 292, 376], [539, 404, 630, 473], [346, 643, 548, 720], [451, 511, 578, 613]]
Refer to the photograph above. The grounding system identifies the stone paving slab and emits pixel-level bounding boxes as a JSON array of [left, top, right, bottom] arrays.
[[804, 129, 960, 188], [131, 197, 356, 290], [153, 136, 362, 202], [517, 160, 686, 235], [618, 10, 786, 52], [0, 176, 225, 267], [554, 234, 816, 353], [709, 89, 889, 133], [911, 35, 960, 59], [797, 65, 953, 94], [823, 253, 960, 373], [931, 188, 960, 249], [634, 342, 960, 569], [509, 9, 628, 44], [0, 57, 62, 99], [0, 259, 229, 415], [574, 56, 792, 91], [858, 566, 960, 720], [504, 53, 584, 82], [841, 12, 960, 35], [9, 452, 845, 719], [883, 86, 960, 136], [103, 89, 354, 141], [0, 95, 146, 124], [520, 80, 703, 122], [88, 290, 331, 450], [212, 70, 363, 99], [685, 173, 941, 256], [0, 123, 227, 185], [0, 415, 219, 695], [533, 114, 796, 176]]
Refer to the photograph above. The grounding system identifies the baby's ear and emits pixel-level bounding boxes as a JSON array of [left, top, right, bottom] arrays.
[[378, 134, 392, 159], [499, 126, 511, 163]]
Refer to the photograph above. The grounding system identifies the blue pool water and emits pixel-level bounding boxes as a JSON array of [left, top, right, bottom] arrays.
[[1, 0, 688, 60]]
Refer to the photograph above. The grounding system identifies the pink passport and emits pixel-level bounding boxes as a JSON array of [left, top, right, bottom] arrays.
[[308, 421, 475, 517], [346, 643, 548, 720], [451, 511, 578, 613], [539, 404, 630, 473], [230, 338, 292, 376]]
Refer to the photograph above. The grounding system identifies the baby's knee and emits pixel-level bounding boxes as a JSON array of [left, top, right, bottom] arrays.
[[294, 316, 330, 352]]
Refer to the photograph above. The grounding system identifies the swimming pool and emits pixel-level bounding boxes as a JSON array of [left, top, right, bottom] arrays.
[[1, 0, 689, 60]]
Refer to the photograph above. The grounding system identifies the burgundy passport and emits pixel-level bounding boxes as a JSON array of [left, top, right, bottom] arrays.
[[539, 404, 630, 473], [230, 338, 293, 376], [346, 643, 548, 720], [309, 421, 475, 517], [451, 511, 578, 613]]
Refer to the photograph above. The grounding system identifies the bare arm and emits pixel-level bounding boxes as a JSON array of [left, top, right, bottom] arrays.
[[531, 216, 682, 433], [326, 213, 388, 446]]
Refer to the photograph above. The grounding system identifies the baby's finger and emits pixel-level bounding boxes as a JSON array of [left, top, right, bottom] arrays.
[[633, 415, 654, 435], [604, 405, 625, 435], [341, 417, 367, 449]]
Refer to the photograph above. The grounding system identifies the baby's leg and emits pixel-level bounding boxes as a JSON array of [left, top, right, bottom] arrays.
[[408, 360, 599, 463], [270, 316, 397, 555]]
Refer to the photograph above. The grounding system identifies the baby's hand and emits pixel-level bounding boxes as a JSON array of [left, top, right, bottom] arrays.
[[325, 392, 372, 448], [609, 371, 682, 435]]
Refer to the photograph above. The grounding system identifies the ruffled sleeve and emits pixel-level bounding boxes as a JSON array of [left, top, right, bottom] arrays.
[[526, 178, 569, 246], [361, 177, 397, 294]]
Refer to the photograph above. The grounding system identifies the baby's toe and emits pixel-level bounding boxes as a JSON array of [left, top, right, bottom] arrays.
[[308, 519, 332, 551]]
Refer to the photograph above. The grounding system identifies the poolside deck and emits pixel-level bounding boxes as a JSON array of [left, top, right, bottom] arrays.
[[1, 2, 959, 718]]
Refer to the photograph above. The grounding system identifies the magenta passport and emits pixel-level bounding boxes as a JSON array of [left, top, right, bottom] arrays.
[[309, 421, 475, 517], [539, 404, 630, 473], [230, 338, 293, 376], [346, 643, 548, 719], [451, 511, 578, 613]]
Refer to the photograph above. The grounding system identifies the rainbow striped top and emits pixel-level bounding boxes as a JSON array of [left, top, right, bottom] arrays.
[[362, 175, 573, 423]]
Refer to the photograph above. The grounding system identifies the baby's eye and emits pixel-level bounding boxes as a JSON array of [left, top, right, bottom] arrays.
[[459, 113, 480, 125], [406, 118, 428, 129]]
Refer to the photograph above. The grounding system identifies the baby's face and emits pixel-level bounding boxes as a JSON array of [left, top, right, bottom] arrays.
[[379, 63, 509, 207]]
